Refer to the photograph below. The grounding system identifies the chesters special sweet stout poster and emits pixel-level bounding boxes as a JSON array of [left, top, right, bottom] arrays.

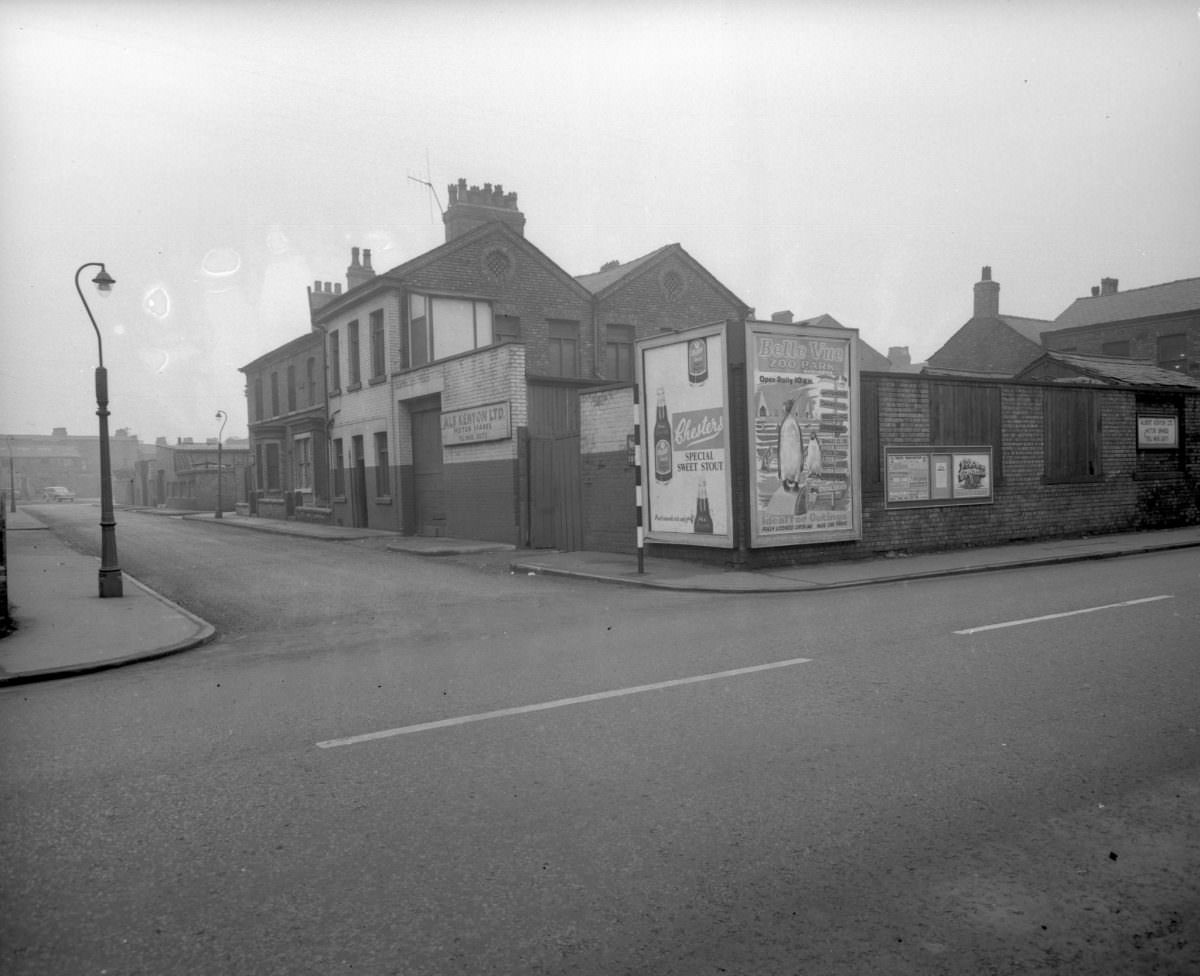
[[639, 323, 732, 548]]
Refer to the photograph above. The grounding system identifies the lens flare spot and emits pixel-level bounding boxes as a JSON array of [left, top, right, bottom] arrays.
[[143, 284, 171, 320], [265, 226, 290, 254], [202, 247, 241, 277]]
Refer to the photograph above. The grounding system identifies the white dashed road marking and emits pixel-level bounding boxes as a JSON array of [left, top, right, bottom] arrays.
[[317, 656, 813, 749], [954, 595, 1174, 635]]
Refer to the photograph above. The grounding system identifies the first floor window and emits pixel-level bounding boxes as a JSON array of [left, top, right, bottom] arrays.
[[407, 293, 494, 368], [1044, 388, 1102, 483], [295, 436, 313, 491], [374, 431, 390, 497], [333, 439, 345, 497], [605, 323, 634, 380], [1157, 333, 1188, 373], [370, 310, 386, 379], [548, 319, 580, 377]]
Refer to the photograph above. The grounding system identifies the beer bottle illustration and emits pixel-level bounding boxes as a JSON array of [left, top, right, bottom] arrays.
[[653, 387, 673, 483], [687, 337, 708, 385], [693, 478, 714, 533]]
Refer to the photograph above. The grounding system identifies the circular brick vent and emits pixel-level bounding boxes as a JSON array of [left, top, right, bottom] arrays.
[[483, 247, 513, 281], [661, 269, 685, 301]]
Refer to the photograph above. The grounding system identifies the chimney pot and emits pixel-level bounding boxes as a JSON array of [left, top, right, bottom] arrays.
[[973, 266, 1000, 318], [363, 249, 373, 271], [1091, 286, 1100, 297], [350, 247, 361, 268], [981, 266, 992, 281], [334, 283, 342, 294]]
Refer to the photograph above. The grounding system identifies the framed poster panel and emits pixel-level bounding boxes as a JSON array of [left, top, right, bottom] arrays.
[[884, 445, 994, 508], [746, 321, 861, 546], [637, 323, 733, 548]]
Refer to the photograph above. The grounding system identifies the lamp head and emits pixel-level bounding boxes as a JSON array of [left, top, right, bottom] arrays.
[[92, 267, 116, 294]]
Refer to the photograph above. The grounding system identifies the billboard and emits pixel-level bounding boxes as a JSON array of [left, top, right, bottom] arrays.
[[638, 323, 732, 548], [747, 321, 860, 546]]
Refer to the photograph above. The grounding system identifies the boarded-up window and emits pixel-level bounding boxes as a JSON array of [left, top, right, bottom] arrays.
[[1044, 388, 1102, 482], [861, 377, 881, 491], [929, 381, 1003, 481]]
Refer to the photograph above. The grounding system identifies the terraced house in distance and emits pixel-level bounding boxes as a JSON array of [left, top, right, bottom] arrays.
[[244, 178, 748, 548]]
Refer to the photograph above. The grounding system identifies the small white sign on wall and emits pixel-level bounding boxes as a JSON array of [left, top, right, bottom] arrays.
[[1137, 415, 1178, 449]]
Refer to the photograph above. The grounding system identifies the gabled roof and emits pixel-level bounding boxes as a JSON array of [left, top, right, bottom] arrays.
[[1050, 276, 1200, 332], [998, 314, 1054, 344], [312, 221, 593, 324], [926, 315, 1047, 376], [575, 243, 750, 312], [1016, 351, 1200, 389], [785, 313, 893, 371]]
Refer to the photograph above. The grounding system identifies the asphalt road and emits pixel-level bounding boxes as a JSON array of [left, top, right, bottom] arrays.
[[2, 507, 1198, 975]]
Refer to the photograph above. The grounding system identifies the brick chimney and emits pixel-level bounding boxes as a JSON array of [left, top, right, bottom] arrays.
[[443, 178, 526, 241], [307, 280, 343, 314], [888, 346, 911, 367], [770, 310, 794, 323], [1099, 277, 1119, 297], [973, 265, 1000, 319], [346, 247, 376, 291]]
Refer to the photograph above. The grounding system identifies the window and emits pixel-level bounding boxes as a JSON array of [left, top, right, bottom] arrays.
[[370, 310, 385, 379], [253, 376, 263, 422], [374, 431, 390, 497], [604, 324, 634, 381], [1102, 339, 1130, 358], [406, 293, 494, 368], [287, 364, 297, 412], [329, 331, 341, 392], [1044, 388, 1102, 483], [548, 319, 580, 377], [295, 436, 312, 491], [264, 442, 281, 491], [306, 357, 317, 407], [494, 315, 521, 341], [1157, 333, 1188, 373], [929, 381, 1003, 481], [348, 320, 361, 386], [270, 372, 280, 417], [333, 439, 345, 497]]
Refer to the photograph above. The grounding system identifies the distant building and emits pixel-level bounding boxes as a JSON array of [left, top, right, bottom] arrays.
[[1041, 276, 1200, 378], [135, 436, 251, 512], [1, 427, 140, 502], [763, 311, 894, 371], [925, 266, 1054, 377]]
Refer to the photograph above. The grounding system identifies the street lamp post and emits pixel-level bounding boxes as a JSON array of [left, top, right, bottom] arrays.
[[75, 262, 122, 598], [7, 437, 15, 513], [215, 410, 228, 519]]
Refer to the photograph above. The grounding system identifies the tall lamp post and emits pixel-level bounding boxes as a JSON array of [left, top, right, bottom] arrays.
[[7, 437, 15, 513], [76, 262, 122, 598], [215, 410, 228, 518]]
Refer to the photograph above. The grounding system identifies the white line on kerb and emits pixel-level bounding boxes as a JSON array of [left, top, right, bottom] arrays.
[[954, 595, 1174, 636], [316, 656, 813, 749]]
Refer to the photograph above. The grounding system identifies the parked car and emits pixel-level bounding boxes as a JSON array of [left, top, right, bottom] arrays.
[[41, 486, 76, 503]]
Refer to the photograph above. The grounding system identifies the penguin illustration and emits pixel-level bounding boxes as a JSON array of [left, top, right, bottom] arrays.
[[778, 399, 804, 492], [805, 430, 823, 478]]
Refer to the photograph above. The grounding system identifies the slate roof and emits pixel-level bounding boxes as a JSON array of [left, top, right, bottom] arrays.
[[574, 245, 676, 295], [925, 315, 1048, 376], [998, 315, 1054, 343], [1017, 351, 1200, 389], [1050, 276, 1200, 332]]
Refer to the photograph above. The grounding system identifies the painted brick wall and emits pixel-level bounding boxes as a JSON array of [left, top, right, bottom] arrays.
[[444, 458, 520, 543], [580, 373, 1200, 566]]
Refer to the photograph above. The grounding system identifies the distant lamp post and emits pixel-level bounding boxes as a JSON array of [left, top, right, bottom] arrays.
[[75, 262, 122, 598], [215, 410, 228, 518], [7, 436, 14, 513]]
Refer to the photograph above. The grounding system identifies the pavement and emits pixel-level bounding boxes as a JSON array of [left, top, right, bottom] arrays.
[[2, 503, 1199, 687]]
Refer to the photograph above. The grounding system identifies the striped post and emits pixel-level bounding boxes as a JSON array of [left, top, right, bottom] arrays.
[[633, 384, 645, 574]]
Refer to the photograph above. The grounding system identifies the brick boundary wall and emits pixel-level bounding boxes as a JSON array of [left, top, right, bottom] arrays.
[[581, 376, 1200, 568]]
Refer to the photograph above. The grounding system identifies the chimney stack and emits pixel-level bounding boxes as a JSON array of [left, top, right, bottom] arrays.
[[888, 346, 911, 367], [443, 178, 526, 242], [973, 265, 1000, 319], [346, 246, 376, 291], [770, 310, 794, 324], [1100, 277, 1119, 297]]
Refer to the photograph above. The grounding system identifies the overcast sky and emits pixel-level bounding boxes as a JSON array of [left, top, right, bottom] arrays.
[[2, 0, 1198, 444]]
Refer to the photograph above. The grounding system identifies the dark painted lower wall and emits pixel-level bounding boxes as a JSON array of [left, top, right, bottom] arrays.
[[444, 458, 520, 544], [582, 450, 637, 553]]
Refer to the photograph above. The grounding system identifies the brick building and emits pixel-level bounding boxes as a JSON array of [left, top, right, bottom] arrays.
[[134, 437, 252, 512], [1042, 275, 1200, 378], [240, 331, 328, 519], [2, 427, 141, 502], [925, 266, 1055, 377], [244, 178, 749, 546]]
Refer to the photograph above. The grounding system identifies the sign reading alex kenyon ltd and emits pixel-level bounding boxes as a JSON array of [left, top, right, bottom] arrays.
[[441, 401, 511, 446]]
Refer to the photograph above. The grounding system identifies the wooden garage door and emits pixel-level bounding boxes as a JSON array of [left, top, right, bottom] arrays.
[[411, 407, 446, 535]]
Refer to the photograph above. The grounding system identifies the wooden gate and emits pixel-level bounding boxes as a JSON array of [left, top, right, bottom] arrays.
[[530, 434, 582, 550], [527, 383, 582, 550], [412, 406, 446, 536]]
